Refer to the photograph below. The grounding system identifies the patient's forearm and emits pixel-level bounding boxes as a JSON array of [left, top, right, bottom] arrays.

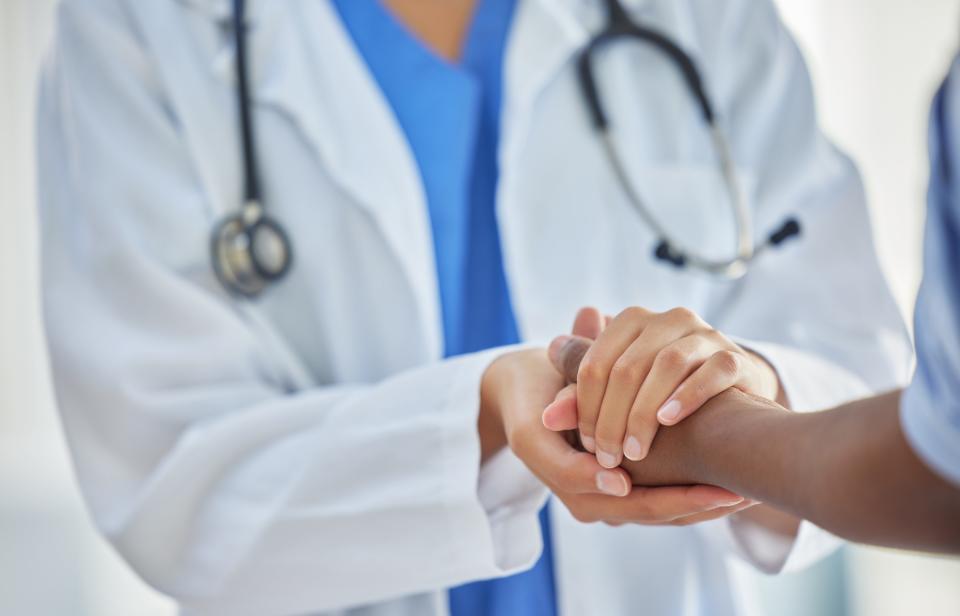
[[623, 389, 960, 554]]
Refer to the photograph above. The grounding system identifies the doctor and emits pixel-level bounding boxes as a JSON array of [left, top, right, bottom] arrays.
[[38, 1, 908, 616]]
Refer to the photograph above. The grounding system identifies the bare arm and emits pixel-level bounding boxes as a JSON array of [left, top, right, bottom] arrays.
[[623, 388, 960, 554]]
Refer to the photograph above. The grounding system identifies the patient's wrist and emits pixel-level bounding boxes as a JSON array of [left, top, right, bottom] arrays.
[[622, 389, 789, 489]]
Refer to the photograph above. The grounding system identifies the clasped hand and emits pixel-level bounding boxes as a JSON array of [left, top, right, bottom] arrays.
[[481, 306, 782, 526]]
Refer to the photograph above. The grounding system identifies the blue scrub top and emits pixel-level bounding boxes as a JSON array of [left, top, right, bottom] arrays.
[[332, 1, 559, 614], [901, 55, 960, 488]]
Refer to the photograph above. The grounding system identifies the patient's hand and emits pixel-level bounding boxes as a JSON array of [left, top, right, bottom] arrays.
[[543, 382, 782, 489], [485, 349, 750, 527], [542, 307, 783, 470]]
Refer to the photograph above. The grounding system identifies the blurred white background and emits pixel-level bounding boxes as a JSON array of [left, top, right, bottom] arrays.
[[2, 1, 959, 614]]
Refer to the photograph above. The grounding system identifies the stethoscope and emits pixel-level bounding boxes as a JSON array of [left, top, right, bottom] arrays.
[[578, 0, 801, 278], [210, 0, 293, 298], [211, 0, 801, 298]]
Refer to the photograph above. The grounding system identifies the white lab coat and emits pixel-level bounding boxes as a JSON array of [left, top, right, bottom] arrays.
[[37, 0, 910, 614]]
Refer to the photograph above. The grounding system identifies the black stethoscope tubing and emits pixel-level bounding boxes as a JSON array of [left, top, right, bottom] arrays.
[[211, 0, 800, 298], [578, 0, 800, 277], [210, 0, 293, 298]]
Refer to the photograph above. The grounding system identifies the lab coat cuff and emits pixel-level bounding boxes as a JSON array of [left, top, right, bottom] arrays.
[[443, 346, 548, 578], [697, 515, 841, 575], [729, 515, 841, 574], [732, 338, 872, 412]]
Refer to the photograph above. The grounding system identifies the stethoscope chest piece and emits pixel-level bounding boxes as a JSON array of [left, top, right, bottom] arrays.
[[211, 201, 293, 298]]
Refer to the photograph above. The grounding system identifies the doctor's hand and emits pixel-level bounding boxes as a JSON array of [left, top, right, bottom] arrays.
[[544, 307, 784, 469], [480, 349, 747, 526]]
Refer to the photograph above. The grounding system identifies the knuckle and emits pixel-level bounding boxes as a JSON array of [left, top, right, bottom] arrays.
[[610, 357, 642, 383], [656, 346, 689, 371], [714, 350, 742, 377], [666, 306, 697, 324], [702, 328, 726, 345], [578, 357, 607, 385], [618, 306, 648, 322]]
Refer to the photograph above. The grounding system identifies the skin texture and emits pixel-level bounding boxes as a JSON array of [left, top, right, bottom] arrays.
[[546, 307, 801, 537], [479, 349, 754, 526], [550, 307, 785, 468], [382, 0, 479, 61], [551, 338, 960, 554]]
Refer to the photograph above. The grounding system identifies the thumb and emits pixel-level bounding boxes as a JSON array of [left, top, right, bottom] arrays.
[[542, 383, 579, 431], [572, 306, 605, 340], [548, 335, 593, 383]]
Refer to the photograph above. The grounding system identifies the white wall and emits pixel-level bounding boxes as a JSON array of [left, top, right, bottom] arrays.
[[1, 1, 958, 614], [0, 1, 173, 614], [776, 0, 960, 315], [771, 2, 960, 614]]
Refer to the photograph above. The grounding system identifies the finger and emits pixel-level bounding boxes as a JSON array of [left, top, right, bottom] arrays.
[[622, 336, 713, 461], [542, 383, 578, 431], [548, 335, 593, 383], [595, 330, 706, 467], [572, 306, 605, 340], [513, 421, 632, 497], [656, 500, 758, 527], [577, 307, 653, 452], [657, 350, 745, 426], [565, 484, 743, 525]]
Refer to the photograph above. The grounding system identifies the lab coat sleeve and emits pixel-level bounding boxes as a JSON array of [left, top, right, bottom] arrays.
[[37, 2, 547, 613], [687, 0, 912, 573]]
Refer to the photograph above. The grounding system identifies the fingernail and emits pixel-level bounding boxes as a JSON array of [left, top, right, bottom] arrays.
[[714, 497, 745, 508], [581, 434, 596, 453], [596, 471, 629, 497], [623, 436, 644, 461], [657, 400, 683, 424], [596, 449, 619, 469]]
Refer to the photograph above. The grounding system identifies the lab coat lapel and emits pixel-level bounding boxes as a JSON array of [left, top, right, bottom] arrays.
[[217, 0, 443, 355], [498, 0, 657, 205], [501, 0, 589, 140], [502, 0, 659, 108]]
